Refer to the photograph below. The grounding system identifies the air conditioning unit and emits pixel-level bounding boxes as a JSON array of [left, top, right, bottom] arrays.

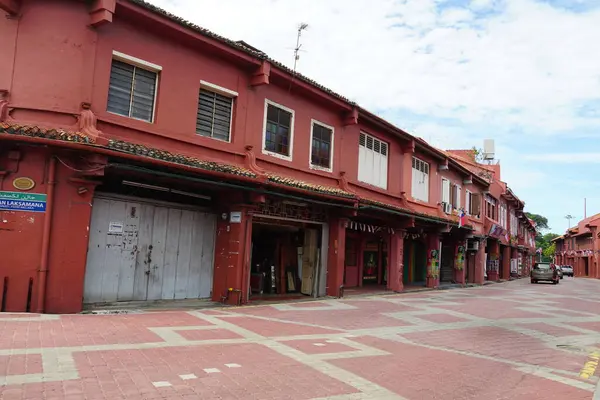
[[467, 240, 479, 251], [442, 202, 452, 214]]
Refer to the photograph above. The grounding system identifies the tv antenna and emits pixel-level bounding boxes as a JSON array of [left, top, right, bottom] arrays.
[[293, 23, 309, 73]]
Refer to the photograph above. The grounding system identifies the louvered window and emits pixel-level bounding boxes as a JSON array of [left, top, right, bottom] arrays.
[[357, 132, 388, 189], [196, 89, 233, 141], [264, 102, 293, 158], [411, 156, 429, 202], [107, 59, 157, 122], [310, 122, 333, 170]]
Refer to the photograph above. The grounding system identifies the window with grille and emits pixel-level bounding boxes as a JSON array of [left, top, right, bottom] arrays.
[[264, 102, 293, 158], [411, 156, 429, 202], [107, 59, 157, 122], [310, 121, 333, 170], [358, 132, 388, 189], [196, 88, 233, 141]]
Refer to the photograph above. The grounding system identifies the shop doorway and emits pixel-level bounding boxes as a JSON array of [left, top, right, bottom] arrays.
[[249, 218, 324, 300], [584, 257, 589, 276], [343, 235, 388, 292], [403, 239, 427, 286], [440, 244, 455, 283], [362, 241, 380, 285], [84, 194, 216, 305]]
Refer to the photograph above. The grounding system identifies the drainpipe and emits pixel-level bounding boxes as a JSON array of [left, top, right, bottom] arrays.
[[35, 156, 56, 313]]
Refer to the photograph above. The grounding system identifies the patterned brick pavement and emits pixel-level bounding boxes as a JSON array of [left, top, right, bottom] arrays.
[[0, 278, 599, 399]]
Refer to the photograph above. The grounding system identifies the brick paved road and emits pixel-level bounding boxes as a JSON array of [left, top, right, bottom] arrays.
[[0, 278, 599, 400]]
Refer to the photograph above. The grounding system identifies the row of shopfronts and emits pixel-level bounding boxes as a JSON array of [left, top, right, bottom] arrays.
[[553, 217, 600, 279], [0, 140, 537, 313]]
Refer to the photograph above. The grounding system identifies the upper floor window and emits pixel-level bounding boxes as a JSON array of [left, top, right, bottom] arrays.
[[411, 157, 429, 202], [465, 190, 481, 217], [263, 100, 294, 160], [358, 132, 388, 189], [196, 81, 237, 142], [485, 195, 497, 220], [310, 120, 334, 171], [441, 178, 460, 212], [510, 211, 518, 235], [107, 52, 160, 123], [499, 203, 507, 228]]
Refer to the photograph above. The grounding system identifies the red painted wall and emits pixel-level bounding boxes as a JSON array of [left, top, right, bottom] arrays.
[[0, 146, 95, 313], [0, 0, 506, 314]]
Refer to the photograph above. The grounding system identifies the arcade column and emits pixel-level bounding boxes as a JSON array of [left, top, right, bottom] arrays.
[[327, 217, 347, 297], [426, 233, 440, 288], [473, 239, 486, 285], [502, 246, 511, 280], [454, 242, 466, 285], [388, 229, 405, 292]]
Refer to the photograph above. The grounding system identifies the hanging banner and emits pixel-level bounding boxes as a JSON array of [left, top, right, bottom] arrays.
[[428, 249, 440, 278], [0, 191, 47, 212], [455, 244, 465, 271], [346, 220, 395, 235]]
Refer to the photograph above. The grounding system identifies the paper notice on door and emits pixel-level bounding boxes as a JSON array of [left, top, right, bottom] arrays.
[[108, 221, 124, 234]]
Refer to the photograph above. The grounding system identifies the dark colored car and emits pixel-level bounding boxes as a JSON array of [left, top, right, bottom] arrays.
[[530, 263, 560, 284], [561, 265, 574, 277]]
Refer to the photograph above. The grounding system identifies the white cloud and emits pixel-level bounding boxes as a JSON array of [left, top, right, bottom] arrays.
[[146, 0, 600, 135]]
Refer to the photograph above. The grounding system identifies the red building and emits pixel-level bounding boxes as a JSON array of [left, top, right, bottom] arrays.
[[0, 0, 533, 314], [553, 215, 600, 279], [445, 151, 537, 279]]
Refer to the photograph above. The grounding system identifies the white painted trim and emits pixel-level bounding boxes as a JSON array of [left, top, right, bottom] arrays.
[[357, 131, 389, 190], [308, 119, 334, 173], [109, 51, 160, 124], [441, 178, 450, 204], [200, 80, 238, 97], [261, 99, 295, 162], [465, 189, 472, 215], [112, 50, 162, 71]]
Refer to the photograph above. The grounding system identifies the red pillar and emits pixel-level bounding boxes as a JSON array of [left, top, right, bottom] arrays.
[[591, 227, 599, 279], [501, 246, 510, 280], [388, 230, 404, 292], [327, 217, 347, 297], [212, 207, 253, 305], [454, 242, 466, 284], [426, 233, 440, 288], [474, 239, 486, 285]]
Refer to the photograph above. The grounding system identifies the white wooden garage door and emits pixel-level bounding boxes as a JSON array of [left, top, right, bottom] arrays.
[[83, 195, 216, 304]]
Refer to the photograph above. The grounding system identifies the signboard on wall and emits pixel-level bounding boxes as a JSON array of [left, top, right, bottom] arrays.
[[0, 191, 47, 212]]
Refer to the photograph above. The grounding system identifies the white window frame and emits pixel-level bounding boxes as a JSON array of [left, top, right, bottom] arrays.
[[262, 99, 295, 162], [465, 190, 472, 215], [197, 80, 237, 143], [441, 178, 451, 204], [308, 119, 334, 172], [110, 50, 161, 124], [411, 156, 429, 202], [358, 131, 389, 190], [455, 184, 461, 210]]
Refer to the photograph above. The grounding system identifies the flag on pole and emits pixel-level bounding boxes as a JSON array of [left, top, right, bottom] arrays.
[[458, 209, 466, 228]]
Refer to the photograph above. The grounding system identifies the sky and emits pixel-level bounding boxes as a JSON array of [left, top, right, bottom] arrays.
[[147, 0, 600, 234]]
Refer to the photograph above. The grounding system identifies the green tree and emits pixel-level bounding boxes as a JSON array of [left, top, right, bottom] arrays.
[[525, 212, 550, 231], [542, 243, 556, 262]]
